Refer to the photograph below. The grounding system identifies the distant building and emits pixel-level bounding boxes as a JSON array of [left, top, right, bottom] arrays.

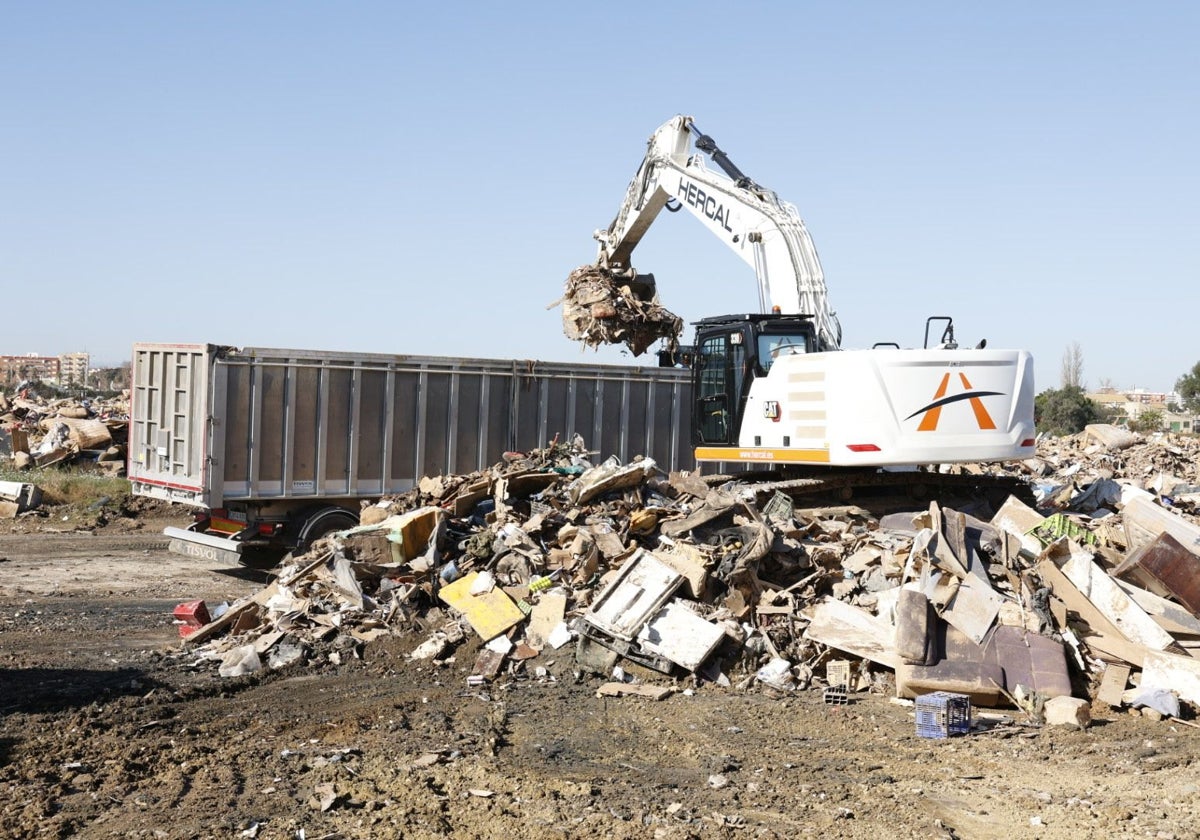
[[1087, 387, 1195, 432], [0, 354, 60, 387], [1124, 388, 1169, 406], [1088, 390, 1129, 414], [0, 351, 91, 387], [58, 352, 90, 385], [1163, 410, 1196, 434]]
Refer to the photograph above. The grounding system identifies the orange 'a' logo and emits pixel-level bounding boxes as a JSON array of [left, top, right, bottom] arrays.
[[906, 372, 1001, 431]]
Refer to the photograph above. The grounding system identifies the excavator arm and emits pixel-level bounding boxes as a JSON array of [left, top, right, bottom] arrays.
[[563, 115, 1035, 470], [593, 115, 842, 351]]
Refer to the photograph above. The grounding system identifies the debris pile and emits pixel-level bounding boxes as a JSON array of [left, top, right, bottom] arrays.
[[556, 264, 683, 356], [179, 425, 1200, 724], [0, 388, 129, 474], [0, 480, 42, 519]]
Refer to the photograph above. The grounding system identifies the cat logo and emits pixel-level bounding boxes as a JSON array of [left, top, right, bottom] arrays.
[[906, 372, 1001, 431]]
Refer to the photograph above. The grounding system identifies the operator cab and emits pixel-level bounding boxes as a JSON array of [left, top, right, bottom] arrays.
[[691, 313, 819, 446]]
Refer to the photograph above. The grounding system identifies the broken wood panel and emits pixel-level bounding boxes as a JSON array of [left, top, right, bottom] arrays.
[[652, 546, 709, 600], [940, 569, 1003, 646], [1121, 495, 1200, 555], [929, 502, 970, 580], [584, 551, 681, 641], [437, 571, 525, 641], [526, 590, 567, 649], [1060, 550, 1176, 652], [1113, 532, 1200, 618], [636, 601, 725, 671], [1033, 558, 1148, 668], [801, 597, 900, 669], [990, 494, 1046, 558]]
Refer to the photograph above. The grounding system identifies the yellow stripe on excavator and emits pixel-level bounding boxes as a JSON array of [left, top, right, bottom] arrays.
[[694, 446, 831, 464]]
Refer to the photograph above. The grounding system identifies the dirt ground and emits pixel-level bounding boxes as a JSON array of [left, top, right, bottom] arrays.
[[3, 506, 1199, 840]]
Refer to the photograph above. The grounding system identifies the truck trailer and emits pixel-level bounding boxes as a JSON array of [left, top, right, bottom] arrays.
[[128, 343, 692, 564]]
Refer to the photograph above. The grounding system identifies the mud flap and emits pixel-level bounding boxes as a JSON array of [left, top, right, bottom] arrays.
[[167, 537, 243, 565]]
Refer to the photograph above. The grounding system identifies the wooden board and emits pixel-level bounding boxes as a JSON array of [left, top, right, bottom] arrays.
[[584, 551, 681, 641], [437, 571, 525, 641], [1061, 551, 1175, 651], [526, 590, 567, 649], [1034, 557, 1148, 668], [801, 597, 900, 669]]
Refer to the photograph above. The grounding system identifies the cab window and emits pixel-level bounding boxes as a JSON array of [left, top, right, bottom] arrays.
[[759, 333, 809, 372]]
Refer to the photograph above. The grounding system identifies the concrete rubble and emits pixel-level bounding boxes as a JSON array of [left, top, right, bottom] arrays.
[[177, 424, 1200, 728]]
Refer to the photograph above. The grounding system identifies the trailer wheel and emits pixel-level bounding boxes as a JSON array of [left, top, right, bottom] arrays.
[[295, 506, 360, 555]]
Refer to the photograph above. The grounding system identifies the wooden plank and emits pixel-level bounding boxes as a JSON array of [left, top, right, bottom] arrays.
[[1061, 551, 1175, 652], [801, 597, 900, 669], [184, 580, 281, 646], [526, 590, 567, 649], [595, 682, 674, 700], [1113, 576, 1200, 638], [1096, 663, 1131, 707], [1034, 557, 1148, 667], [438, 571, 525, 641]]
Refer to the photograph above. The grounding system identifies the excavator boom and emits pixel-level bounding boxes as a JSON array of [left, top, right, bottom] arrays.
[[560, 115, 1036, 471], [594, 115, 842, 351]]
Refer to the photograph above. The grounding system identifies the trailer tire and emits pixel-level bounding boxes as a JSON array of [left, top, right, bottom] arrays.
[[295, 506, 360, 555]]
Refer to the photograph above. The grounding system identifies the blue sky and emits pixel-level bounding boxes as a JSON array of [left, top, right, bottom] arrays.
[[3, 3, 1196, 393]]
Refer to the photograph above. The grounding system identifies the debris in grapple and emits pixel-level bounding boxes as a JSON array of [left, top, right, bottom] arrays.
[[555, 264, 682, 357]]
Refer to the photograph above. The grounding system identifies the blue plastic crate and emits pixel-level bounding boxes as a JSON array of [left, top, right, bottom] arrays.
[[915, 691, 971, 739]]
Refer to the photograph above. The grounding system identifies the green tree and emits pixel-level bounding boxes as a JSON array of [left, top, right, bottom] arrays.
[[1176, 362, 1200, 413], [1129, 409, 1163, 433], [1035, 386, 1103, 436]]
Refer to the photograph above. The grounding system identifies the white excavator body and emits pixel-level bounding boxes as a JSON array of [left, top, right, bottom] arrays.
[[574, 115, 1036, 469]]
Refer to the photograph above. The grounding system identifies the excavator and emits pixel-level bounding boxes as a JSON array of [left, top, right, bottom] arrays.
[[562, 115, 1036, 501]]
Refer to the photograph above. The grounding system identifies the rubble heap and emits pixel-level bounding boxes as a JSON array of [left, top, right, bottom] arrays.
[[0, 387, 129, 474], [556, 264, 683, 357], [181, 425, 1200, 723]]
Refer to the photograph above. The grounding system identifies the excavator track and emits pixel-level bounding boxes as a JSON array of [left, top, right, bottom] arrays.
[[701, 469, 1034, 515]]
